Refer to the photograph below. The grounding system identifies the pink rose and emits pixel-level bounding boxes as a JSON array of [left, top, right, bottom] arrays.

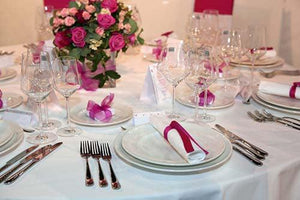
[[128, 34, 136, 45], [71, 27, 87, 48], [78, 0, 89, 4], [54, 30, 71, 49], [65, 16, 75, 26], [109, 33, 125, 52], [82, 11, 91, 20], [101, 0, 118, 13], [97, 14, 116, 29], [53, 17, 64, 27], [75, 10, 85, 23], [60, 8, 69, 17], [69, 7, 78, 16], [85, 5, 96, 13], [95, 27, 104, 36], [124, 23, 131, 32]]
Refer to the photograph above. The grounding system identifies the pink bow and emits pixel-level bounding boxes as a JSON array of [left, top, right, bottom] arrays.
[[86, 93, 114, 122], [163, 121, 209, 154], [0, 89, 3, 109], [289, 82, 300, 99], [152, 40, 164, 60], [199, 90, 215, 106]]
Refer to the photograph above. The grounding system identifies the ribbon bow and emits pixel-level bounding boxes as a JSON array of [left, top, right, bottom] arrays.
[[0, 89, 3, 109], [163, 121, 209, 155], [204, 61, 226, 73], [199, 90, 215, 106], [86, 93, 114, 122], [289, 82, 300, 99], [152, 39, 164, 60]]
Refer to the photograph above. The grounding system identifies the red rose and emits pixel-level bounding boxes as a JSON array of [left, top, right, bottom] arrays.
[[54, 30, 71, 49], [97, 14, 116, 30], [71, 27, 87, 48], [101, 0, 118, 13], [109, 33, 125, 52], [75, 10, 85, 23]]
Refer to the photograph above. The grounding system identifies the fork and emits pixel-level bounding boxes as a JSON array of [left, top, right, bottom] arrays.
[[80, 141, 94, 186], [101, 143, 121, 189], [91, 141, 108, 187]]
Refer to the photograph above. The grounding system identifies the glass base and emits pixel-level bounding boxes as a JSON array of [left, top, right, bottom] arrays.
[[166, 112, 186, 121], [57, 126, 82, 137], [42, 119, 62, 130], [26, 132, 58, 145], [196, 113, 216, 123]]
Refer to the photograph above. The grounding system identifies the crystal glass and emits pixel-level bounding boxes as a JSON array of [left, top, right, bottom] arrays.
[[158, 41, 190, 120], [185, 12, 203, 49], [21, 51, 57, 144], [202, 9, 219, 47], [52, 56, 82, 136]]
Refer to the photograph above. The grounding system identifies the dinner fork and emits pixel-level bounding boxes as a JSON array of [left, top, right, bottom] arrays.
[[80, 141, 94, 186], [91, 141, 108, 187], [101, 143, 121, 190]]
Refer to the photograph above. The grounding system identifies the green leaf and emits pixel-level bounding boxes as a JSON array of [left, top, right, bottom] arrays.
[[127, 18, 138, 35], [106, 70, 121, 79], [69, 1, 79, 9], [137, 28, 144, 45], [49, 17, 54, 26], [69, 48, 81, 59], [80, 47, 91, 57]]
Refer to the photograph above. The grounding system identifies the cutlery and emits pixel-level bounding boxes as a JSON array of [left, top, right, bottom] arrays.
[[0, 145, 51, 183], [262, 109, 300, 126], [91, 141, 107, 187], [232, 145, 263, 166], [259, 70, 300, 78], [101, 143, 120, 189], [4, 142, 62, 184], [215, 124, 268, 156], [0, 145, 39, 174], [80, 141, 94, 186]]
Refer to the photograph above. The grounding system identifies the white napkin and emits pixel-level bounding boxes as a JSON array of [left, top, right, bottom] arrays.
[[0, 55, 14, 68], [150, 116, 206, 164], [259, 81, 300, 99]]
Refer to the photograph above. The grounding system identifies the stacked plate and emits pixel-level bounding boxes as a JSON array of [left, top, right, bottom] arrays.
[[230, 56, 284, 69], [0, 67, 17, 81], [0, 93, 23, 111], [114, 122, 232, 174], [0, 120, 24, 156], [252, 91, 300, 115]]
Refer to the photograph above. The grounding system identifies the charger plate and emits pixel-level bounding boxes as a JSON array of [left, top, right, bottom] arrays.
[[0, 68, 17, 81]]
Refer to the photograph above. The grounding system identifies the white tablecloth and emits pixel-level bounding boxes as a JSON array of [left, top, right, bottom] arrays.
[[0, 44, 300, 200]]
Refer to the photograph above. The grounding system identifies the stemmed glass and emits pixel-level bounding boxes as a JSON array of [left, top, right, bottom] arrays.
[[202, 9, 219, 47], [52, 56, 82, 137], [21, 51, 57, 144], [158, 41, 190, 120]]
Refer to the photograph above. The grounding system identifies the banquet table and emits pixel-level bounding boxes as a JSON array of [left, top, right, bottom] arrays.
[[0, 43, 300, 200]]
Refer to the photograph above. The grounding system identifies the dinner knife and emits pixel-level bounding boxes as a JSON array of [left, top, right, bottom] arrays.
[[0, 145, 39, 174], [233, 145, 263, 166], [4, 142, 63, 185], [0, 145, 51, 183], [215, 124, 269, 156]]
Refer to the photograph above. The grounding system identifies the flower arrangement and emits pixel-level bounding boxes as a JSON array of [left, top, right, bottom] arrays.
[[50, 0, 144, 88]]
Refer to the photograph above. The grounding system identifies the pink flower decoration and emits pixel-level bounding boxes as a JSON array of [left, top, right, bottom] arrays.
[[69, 7, 78, 16], [71, 27, 87, 48], [97, 14, 116, 30], [101, 0, 118, 13], [60, 8, 69, 17], [109, 33, 125, 52], [85, 5, 96, 13], [53, 17, 64, 27], [65, 16, 75, 26], [54, 30, 71, 49], [95, 27, 104, 36], [128, 34, 136, 45], [82, 11, 91, 20], [76, 62, 99, 91]]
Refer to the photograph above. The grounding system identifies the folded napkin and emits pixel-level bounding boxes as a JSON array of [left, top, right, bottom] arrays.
[[150, 116, 208, 164], [259, 81, 300, 99]]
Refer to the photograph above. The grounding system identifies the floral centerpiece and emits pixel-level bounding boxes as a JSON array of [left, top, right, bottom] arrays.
[[50, 0, 144, 89]]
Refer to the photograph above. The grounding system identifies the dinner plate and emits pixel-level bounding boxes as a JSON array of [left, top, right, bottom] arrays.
[[0, 93, 23, 111], [230, 57, 284, 69], [70, 103, 133, 127], [121, 123, 226, 166], [252, 92, 300, 115], [176, 83, 238, 110], [0, 121, 24, 156], [114, 131, 232, 174], [256, 91, 300, 110], [0, 68, 17, 81], [0, 120, 14, 146], [231, 56, 280, 66]]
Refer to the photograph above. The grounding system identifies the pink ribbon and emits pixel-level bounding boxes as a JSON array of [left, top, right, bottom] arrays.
[[0, 89, 3, 109], [199, 90, 215, 106], [86, 93, 114, 122], [152, 40, 164, 60], [204, 61, 226, 73], [163, 121, 209, 155], [161, 31, 174, 37], [289, 82, 300, 99]]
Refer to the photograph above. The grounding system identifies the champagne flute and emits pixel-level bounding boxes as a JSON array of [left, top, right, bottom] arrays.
[[202, 9, 219, 47], [52, 56, 82, 136], [21, 52, 57, 144], [158, 41, 190, 120]]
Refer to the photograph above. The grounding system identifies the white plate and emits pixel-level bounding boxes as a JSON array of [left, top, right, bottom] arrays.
[[176, 83, 237, 110], [256, 91, 300, 110], [230, 57, 284, 69], [0, 93, 23, 111], [0, 121, 24, 156], [70, 103, 133, 127], [252, 93, 300, 115], [0, 120, 14, 146], [122, 123, 226, 166], [231, 56, 281, 66], [0, 68, 17, 81], [114, 132, 232, 174]]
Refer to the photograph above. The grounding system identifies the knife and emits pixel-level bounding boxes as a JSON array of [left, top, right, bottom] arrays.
[[0, 145, 51, 183], [4, 142, 63, 185], [233, 145, 263, 166], [215, 124, 268, 156], [0, 145, 39, 174]]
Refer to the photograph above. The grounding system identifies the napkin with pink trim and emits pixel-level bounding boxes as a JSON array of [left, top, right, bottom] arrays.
[[259, 81, 300, 99], [150, 116, 208, 164]]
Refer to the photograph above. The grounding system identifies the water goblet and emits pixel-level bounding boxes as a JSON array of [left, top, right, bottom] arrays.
[[52, 56, 82, 137]]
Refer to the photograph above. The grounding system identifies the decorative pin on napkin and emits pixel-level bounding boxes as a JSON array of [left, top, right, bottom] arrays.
[[86, 93, 114, 122]]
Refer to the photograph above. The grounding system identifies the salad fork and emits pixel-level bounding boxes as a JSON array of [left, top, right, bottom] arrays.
[[101, 143, 121, 190], [80, 141, 94, 186], [91, 141, 108, 187]]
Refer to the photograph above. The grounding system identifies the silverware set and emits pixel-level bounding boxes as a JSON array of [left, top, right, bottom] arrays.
[[80, 141, 120, 189], [0, 50, 14, 56], [0, 142, 62, 184], [215, 124, 268, 166], [247, 109, 300, 131]]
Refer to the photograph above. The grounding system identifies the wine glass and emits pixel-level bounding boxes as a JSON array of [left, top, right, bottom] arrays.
[[244, 25, 267, 96], [202, 9, 219, 47], [158, 41, 190, 120], [52, 56, 82, 137], [21, 51, 57, 144]]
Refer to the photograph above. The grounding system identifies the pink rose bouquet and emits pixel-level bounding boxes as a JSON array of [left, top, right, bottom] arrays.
[[51, 0, 144, 88]]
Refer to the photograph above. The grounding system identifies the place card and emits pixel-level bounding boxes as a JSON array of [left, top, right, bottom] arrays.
[[133, 111, 165, 126]]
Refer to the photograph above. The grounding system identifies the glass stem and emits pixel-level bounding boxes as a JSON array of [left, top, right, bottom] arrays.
[[66, 97, 70, 127], [194, 87, 200, 120], [43, 99, 49, 127], [37, 102, 45, 141], [202, 85, 208, 118], [171, 85, 176, 115]]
